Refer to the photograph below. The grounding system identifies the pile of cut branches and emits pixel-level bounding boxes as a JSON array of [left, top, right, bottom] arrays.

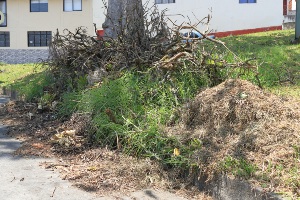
[[46, 4, 259, 94]]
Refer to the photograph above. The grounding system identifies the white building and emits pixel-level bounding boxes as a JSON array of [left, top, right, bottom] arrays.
[[154, 0, 283, 37]]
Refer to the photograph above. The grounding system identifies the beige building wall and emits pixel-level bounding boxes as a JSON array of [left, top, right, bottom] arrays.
[[0, 0, 96, 49], [93, 0, 106, 30]]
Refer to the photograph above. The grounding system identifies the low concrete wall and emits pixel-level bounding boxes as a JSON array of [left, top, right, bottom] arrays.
[[193, 174, 283, 200], [0, 49, 49, 64], [209, 175, 282, 200]]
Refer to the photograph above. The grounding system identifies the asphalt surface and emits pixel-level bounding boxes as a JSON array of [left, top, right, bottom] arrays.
[[0, 95, 187, 200]]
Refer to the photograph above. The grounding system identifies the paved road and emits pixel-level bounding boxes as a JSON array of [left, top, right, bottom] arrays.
[[0, 95, 187, 200]]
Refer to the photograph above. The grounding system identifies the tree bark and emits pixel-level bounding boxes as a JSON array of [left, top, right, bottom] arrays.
[[124, 0, 145, 46], [102, 0, 125, 39], [102, 0, 145, 46]]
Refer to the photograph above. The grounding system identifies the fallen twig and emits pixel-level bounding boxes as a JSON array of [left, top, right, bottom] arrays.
[[50, 187, 57, 197]]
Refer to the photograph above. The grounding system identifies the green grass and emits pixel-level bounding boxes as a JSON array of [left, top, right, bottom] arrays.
[[0, 63, 52, 101], [221, 29, 300, 100], [219, 30, 300, 87], [0, 63, 41, 87], [220, 156, 257, 179], [222, 30, 300, 99]]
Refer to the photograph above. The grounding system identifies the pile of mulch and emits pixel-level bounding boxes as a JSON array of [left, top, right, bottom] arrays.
[[0, 100, 211, 199], [167, 79, 300, 196]]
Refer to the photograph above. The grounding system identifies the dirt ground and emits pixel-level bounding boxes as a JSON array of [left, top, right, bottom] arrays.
[[1, 78, 299, 199], [0, 99, 211, 199]]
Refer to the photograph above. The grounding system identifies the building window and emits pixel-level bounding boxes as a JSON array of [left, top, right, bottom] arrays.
[[0, 0, 7, 27], [0, 31, 9, 47], [64, 0, 82, 11], [155, 0, 175, 4], [239, 0, 257, 3], [28, 31, 52, 47], [30, 0, 48, 12]]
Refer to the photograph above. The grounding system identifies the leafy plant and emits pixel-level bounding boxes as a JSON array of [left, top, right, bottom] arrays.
[[292, 145, 300, 159], [76, 75, 88, 91]]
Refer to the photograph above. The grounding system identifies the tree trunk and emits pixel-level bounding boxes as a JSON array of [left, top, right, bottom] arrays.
[[124, 0, 145, 46], [102, 0, 125, 39], [102, 0, 145, 46]]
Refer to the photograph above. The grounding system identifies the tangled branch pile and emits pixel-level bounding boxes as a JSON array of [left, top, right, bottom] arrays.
[[46, 4, 258, 94]]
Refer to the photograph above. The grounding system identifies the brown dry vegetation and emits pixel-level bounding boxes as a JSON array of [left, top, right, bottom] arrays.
[[167, 79, 300, 197], [0, 99, 211, 199]]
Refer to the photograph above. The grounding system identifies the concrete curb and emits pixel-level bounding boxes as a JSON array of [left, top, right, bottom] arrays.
[[0, 95, 10, 104], [209, 175, 283, 200]]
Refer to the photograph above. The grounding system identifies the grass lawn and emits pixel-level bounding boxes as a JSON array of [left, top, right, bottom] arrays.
[[268, 85, 300, 99], [0, 63, 50, 101], [0, 63, 43, 87], [220, 29, 300, 87]]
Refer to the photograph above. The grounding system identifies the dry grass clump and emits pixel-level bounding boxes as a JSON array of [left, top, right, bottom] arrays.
[[172, 79, 300, 196]]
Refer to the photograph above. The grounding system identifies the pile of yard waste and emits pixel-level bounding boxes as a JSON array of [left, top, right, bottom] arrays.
[[1, 78, 299, 198], [167, 79, 300, 197], [0, 96, 211, 199]]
